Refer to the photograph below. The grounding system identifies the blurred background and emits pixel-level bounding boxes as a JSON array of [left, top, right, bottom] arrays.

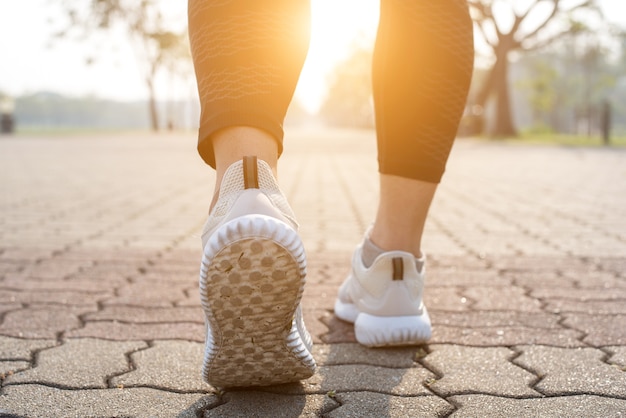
[[1, 0, 625, 144]]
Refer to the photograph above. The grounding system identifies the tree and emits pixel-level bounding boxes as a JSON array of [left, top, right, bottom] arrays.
[[469, 0, 601, 137], [59, 0, 190, 131]]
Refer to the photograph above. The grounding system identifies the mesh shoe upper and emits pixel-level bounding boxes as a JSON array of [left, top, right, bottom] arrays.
[[201, 158, 298, 248], [336, 245, 427, 320]]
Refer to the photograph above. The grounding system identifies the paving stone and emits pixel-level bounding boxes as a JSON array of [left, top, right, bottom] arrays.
[[327, 392, 453, 418], [0, 336, 57, 360], [266, 365, 434, 396], [84, 306, 203, 323], [0, 360, 30, 379], [607, 346, 626, 369], [432, 311, 562, 328], [431, 325, 585, 347], [428, 255, 489, 270], [66, 321, 204, 342], [0, 384, 216, 418], [570, 270, 626, 289], [134, 271, 199, 284], [591, 256, 626, 276], [4, 128, 626, 416], [0, 275, 125, 292], [0, 248, 56, 261], [462, 286, 543, 311], [204, 392, 336, 417], [17, 259, 94, 279], [102, 281, 188, 307], [0, 306, 88, 338], [301, 309, 331, 344], [530, 287, 626, 301], [424, 287, 471, 311], [0, 262, 21, 276], [318, 311, 357, 344], [562, 313, 626, 345], [421, 345, 539, 397], [449, 394, 626, 418], [5, 338, 147, 388], [514, 345, 626, 397], [0, 302, 21, 317], [506, 271, 576, 288], [429, 268, 512, 287], [0, 289, 108, 306], [312, 343, 418, 368], [545, 299, 626, 314], [112, 340, 207, 392]]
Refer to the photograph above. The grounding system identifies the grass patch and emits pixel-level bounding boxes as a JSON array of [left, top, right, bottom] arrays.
[[517, 131, 626, 147]]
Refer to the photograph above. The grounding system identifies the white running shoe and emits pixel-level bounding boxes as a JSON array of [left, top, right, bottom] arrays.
[[334, 241, 431, 347], [199, 156, 316, 387]]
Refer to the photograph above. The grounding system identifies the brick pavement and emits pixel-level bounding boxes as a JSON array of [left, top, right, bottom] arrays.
[[1, 129, 625, 417]]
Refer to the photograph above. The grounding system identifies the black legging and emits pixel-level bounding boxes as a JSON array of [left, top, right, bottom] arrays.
[[189, 0, 474, 183]]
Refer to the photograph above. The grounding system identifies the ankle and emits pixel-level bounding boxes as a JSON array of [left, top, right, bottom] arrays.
[[212, 127, 278, 186]]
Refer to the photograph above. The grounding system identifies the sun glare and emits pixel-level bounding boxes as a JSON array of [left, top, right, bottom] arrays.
[[294, 0, 379, 113]]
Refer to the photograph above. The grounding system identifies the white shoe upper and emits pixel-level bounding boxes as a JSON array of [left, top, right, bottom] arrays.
[[201, 159, 298, 249], [336, 244, 427, 322]]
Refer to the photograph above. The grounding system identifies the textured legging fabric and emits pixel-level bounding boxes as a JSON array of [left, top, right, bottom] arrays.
[[188, 0, 474, 183]]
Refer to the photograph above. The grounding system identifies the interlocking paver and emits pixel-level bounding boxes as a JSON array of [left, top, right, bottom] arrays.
[[607, 346, 626, 369], [112, 340, 207, 392], [312, 343, 417, 368], [0, 275, 126, 292], [204, 392, 337, 417], [514, 345, 626, 397], [531, 286, 626, 301], [0, 336, 57, 360], [84, 306, 203, 323], [545, 299, 626, 314], [5, 338, 147, 388], [0, 306, 90, 338], [562, 313, 626, 345], [421, 345, 539, 397], [424, 287, 471, 311], [2, 132, 626, 416], [462, 286, 543, 311], [0, 361, 29, 379], [0, 384, 216, 418], [432, 311, 562, 328], [449, 394, 626, 417], [266, 364, 434, 396], [66, 321, 204, 342], [327, 392, 454, 417], [431, 325, 585, 347], [0, 289, 109, 306], [102, 281, 188, 307]]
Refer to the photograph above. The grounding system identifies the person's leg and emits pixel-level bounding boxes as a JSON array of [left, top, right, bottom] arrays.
[[335, 0, 474, 347], [369, 0, 474, 258], [189, 0, 310, 193], [189, 0, 315, 387]]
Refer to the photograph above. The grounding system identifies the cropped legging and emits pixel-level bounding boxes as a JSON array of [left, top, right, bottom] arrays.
[[188, 0, 474, 183]]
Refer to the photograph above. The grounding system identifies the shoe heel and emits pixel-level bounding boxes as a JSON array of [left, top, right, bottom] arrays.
[[354, 311, 432, 347]]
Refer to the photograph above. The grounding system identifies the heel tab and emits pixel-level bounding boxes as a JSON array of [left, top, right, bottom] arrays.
[[243, 156, 259, 189]]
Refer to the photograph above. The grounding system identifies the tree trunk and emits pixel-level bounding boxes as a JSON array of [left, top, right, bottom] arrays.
[[492, 56, 517, 137], [146, 77, 159, 131]]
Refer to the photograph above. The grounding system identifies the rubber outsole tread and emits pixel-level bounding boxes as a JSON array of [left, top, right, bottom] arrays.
[[199, 215, 315, 387]]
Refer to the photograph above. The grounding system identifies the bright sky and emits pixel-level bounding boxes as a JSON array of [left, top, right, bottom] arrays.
[[0, 0, 623, 113]]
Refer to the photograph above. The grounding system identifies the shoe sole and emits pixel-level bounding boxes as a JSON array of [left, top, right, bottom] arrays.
[[354, 310, 431, 347], [199, 215, 316, 387]]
